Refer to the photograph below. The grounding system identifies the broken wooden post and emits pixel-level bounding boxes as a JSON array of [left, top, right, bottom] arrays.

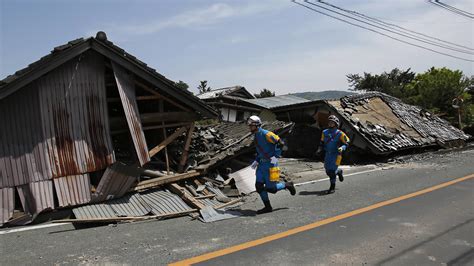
[[167, 183, 206, 210], [159, 100, 170, 174], [178, 122, 195, 173], [148, 126, 187, 158]]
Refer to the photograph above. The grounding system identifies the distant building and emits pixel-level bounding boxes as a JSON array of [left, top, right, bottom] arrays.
[[197, 86, 261, 122]]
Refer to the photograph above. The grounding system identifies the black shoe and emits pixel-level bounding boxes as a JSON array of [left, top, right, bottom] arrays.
[[327, 184, 335, 194], [257, 201, 273, 214], [286, 181, 296, 196], [338, 170, 344, 182]]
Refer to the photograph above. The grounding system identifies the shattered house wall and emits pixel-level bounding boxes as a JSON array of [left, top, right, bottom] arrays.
[[0, 51, 115, 224]]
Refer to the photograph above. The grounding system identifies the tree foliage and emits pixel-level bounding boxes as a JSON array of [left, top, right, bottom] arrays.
[[254, 88, 275, 98], [347, 68, 415, 99], [197, 80, 212, 94], [175, 80, 189, 90], [347, 67, 473, 127]]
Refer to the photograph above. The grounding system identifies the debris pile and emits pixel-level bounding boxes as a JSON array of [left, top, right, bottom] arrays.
[[333, 92, 471, 154]]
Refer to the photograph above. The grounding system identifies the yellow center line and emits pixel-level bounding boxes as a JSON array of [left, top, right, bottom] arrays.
[[169, 173, 474, 266]]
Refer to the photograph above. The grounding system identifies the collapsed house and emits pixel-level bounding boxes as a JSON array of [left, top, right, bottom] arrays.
[[0, 32, 223, 226], [260, 92, 471, 159], [196, 86, 261, 122]]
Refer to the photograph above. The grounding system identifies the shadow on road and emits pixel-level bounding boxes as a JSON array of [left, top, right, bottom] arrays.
[[298, 190, 332, 196]]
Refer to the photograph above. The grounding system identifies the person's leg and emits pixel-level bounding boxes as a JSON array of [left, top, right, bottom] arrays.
[[255, 163, 272, 214], [336, 155, 344, 182], [325, 168, 337, 194]]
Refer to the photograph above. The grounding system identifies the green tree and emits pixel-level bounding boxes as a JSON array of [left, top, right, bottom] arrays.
[[198, 80, 212, 94], [347, 68, 415, 99], [406, 67, 472, 127], [175, 80, 189, 90], [254, 88, 275, 98]]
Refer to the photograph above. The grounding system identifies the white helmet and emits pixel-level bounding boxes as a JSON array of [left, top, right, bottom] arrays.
[[328, 115, 340, 126], [247, 115, 262, 126]]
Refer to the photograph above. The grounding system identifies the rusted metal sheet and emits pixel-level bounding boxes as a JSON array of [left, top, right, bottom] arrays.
[[140, 189, 194, 215], [108, 193, 152, 217], [0, 187, 14, 226], [92, 162, 139, 202], [53, 174, 91, 207], [0, 83, 52, 188], [73, 203, 117, 219], [17, 180, 55, 216], [112, 62, 150, 166], [37, 51, 115, 178]]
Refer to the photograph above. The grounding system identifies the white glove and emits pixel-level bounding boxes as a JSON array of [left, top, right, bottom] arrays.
[[270, 156, 278, 165], [338, 147, 344, 153], [251, 161, 258, 169]]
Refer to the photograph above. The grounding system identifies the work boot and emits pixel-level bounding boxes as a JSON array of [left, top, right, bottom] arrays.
[[337, 169, 344, 182], [327, 183, 336, 194], [257, 200, 273, 214], [286, 181, 296, 196]]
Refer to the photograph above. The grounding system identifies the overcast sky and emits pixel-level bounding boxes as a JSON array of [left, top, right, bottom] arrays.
[[1, 0, 473, 95]]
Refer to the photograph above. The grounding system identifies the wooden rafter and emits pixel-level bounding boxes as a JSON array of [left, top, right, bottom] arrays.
[[135, 80, 191, 112]]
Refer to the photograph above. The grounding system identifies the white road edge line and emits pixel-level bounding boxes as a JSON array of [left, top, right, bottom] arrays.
[[0, 222, 70, 235], [295, 168, 382, 187]]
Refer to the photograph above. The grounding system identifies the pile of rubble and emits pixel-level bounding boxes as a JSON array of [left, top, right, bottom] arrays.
[[335, 92, 471, 154], [167, 121, 294, 172]]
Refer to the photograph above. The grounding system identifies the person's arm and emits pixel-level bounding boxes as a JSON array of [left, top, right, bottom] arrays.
[[265, 131, 283, 158], [338, 132, 350, 153]]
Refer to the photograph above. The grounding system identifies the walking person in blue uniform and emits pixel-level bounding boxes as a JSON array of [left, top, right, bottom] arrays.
[[317, 115, 350, 194], [248, 115, 296, 214]]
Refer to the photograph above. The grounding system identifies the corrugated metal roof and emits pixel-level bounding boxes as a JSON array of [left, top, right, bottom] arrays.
[[17, 180, 55, 215], [0, 187, 14, 226], [244, 95, 310, 109], [108, 193, 152, 217], [140, 189, 194, 215], [73, 203, 117, 220], [54, 174, 92, 207], [92, 162, 139, 202], [290, 90, 354, 101]]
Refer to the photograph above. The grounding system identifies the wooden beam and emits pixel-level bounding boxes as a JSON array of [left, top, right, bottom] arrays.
[[168, 183, 206, 209], [178, 122, 195, 173], [140, 112, 198, 123], [137, 95, 162, 101], [135, 80, 191, 112], [215, 198, 243, 210], [148, 126, 187, 158], [142, 122, 190, 131], [194, 194, 216, 199], [132, 170, 200, 191]]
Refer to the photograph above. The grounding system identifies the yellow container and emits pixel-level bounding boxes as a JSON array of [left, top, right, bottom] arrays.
[[269, 167, 280, 182]]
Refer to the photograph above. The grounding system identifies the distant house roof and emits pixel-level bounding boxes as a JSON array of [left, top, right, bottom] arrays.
[[290, 90, 354, 101], [197, 86, 255, 100], [244, 95, 310, 109], [0, 32, 218, 118]]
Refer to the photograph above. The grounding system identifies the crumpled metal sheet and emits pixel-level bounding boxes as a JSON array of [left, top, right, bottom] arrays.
[[73, 203, 117, 220], [139, 189, 194, 215], [108, 193, 152, 217]]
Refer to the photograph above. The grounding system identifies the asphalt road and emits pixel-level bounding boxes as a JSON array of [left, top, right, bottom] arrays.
[[1, 147, 473, 265]]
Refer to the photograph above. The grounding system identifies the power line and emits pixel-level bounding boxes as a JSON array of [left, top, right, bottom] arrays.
[[291, 0, 474, 62], [316, 0, 473, 52], [428, 0, 474, 19], [303, 0, 473, 55]]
